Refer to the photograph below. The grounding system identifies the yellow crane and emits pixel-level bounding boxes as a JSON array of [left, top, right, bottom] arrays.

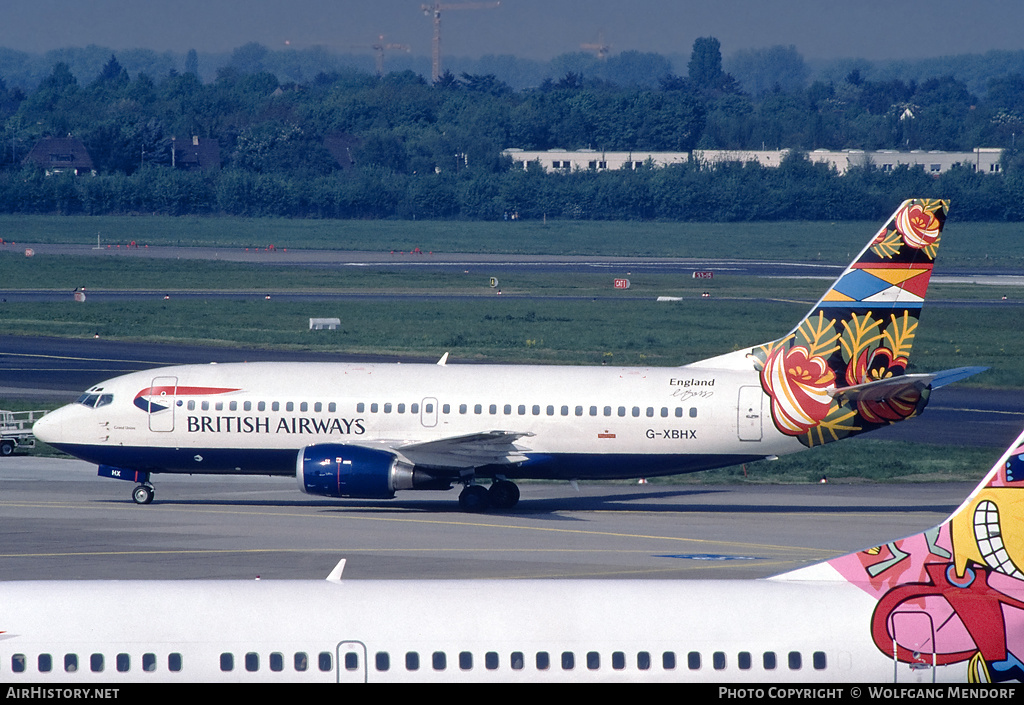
[[421, 2, 500, 83]]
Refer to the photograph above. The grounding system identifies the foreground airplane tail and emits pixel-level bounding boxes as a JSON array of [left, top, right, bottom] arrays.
[[742, 198, 983, 446], [779, 426, 1024, 683]]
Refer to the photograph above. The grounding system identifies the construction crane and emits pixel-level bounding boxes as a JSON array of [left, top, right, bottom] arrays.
[[581, 32, 611, 60], [421, 2, 500, 83], [372, 35, 411, 76]]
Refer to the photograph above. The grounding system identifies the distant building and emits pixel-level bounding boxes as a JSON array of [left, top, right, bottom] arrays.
[[502, 147, 1004, 176], [171, 136, 220, 171], [23, 136, 96, 176]]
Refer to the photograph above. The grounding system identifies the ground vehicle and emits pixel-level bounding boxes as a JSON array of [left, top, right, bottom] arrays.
[[0, 409, 48, 456]]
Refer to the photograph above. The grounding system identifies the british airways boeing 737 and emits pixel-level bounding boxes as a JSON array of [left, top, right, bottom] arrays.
[[5, 423, 1024, 683], [33, 199, 983, 509]]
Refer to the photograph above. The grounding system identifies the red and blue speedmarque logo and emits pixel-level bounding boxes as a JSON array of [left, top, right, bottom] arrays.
[[133, 386, 240, 414]]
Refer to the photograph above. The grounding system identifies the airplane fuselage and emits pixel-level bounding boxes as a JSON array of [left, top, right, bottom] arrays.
[[36, 359, 795, 482]]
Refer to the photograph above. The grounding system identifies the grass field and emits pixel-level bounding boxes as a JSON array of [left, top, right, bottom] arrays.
[[2, 214, 1024, 269]]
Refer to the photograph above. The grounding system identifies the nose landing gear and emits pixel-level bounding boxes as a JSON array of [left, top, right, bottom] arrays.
[[132, 483, 155, 505]]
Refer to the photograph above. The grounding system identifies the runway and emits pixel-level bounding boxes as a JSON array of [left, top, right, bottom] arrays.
[[0, 456, 976, 582]]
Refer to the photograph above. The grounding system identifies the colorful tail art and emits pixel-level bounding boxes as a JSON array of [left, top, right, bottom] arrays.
[[818, 427, 1024, 683], [750, 199, 952, 447]]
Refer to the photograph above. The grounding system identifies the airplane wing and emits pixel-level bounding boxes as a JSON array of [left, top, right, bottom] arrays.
[[829, 366, 987, 405], [387, 430, 536, 468]]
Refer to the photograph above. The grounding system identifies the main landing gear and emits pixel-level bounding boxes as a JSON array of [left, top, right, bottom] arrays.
[[132, 483, 155, 505], [458, 479, 520, 512]]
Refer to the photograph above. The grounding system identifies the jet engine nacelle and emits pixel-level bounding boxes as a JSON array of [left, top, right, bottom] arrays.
[[297, 444, 449, 499]]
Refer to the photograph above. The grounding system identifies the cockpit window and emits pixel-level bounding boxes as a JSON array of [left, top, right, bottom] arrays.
[[76, 393, 114, 409]]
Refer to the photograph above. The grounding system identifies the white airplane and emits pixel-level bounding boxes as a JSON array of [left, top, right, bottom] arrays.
[[33, 199, 983, 510], [5, 425, 1024, 683]]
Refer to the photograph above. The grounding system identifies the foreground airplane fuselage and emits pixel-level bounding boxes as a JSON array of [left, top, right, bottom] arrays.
[[33, 199, 983, 508], [7, 424, 1024, 684]]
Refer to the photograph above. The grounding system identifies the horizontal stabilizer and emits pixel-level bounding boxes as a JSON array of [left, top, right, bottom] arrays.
[[829, 366, 987, 405]]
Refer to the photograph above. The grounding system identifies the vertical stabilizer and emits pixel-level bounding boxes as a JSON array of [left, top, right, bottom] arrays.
[[748, 199, 949, 447], [781, 424, 1024, 683]]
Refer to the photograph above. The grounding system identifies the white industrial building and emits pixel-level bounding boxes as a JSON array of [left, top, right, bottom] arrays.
[[503, 147, 1003, 176]]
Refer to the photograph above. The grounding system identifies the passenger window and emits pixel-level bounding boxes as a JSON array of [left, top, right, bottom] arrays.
[[536, 652, 550, 670], [187, 400, 196, 410], [518, 405, 526, 415], [662, 651, 676, 669], [169, 653, 183, 672], [117, 653, 130, 672], [91, 653, 103, 672], [12, 653, 26, 672], [459, 651, 473, 670], [215, 402, 223, 411], [300, 402, 307, 412], [442, 404, 451, 414], [612, 652, 625, 670], [511, 652, 524, 670], [201, 401, 209, 411], [329, 403, 336, 413], [244, 401, 252, 411], [314, 402, 322, 412], [357, 403, 365, 413], [398, 403, 406, 413], [345, 652, 359, 671], [604, 406, 612, 416], [661, 407, 668, 417], [587, 652, 600, 670], [562, 406, 569, 416], [646, 407, 654, 417], [371, 403, 379, 413], [64, 653, 78, 672], [245, 652, 259, 672], [687, 651, 700, 670], [813, 651, 827, 670], [375, 652, 389, 671], [532, 405, 540, 415], [473, 404, 481, 414], [763, 651, 777, 670], [384, 403, 393, 414], [675, 407, 683, 417], [575, 406, 583, 416], [486, 652, 499, 670], [738, 651, 751, 670], [143, 653, 157, 672], [295, 652, 308, 671], [220, 653, 233, 672], [406, 652, 419, 670], [411, 403, 419, 414], [637, 652, 651, 670], [286, 402, 294, 412], [38, 654, 52, 672], [546, 405, 554, 416], [590, 406, 597, 416], [504, 404, 512, 415], [713, 652, 726, 670], [489, 404, 497, 415], [270, 653, 284, 672], [258, 402, 266, 411], [318, 652, 332, 671], [690, 407, 697, 418], [432, 651, 446, 670], [459, 404, 467, 414], [788, 651, 802, 670], [561, 652, 574, 670], [229, 401, 237, 411], [618, 406, 626, 417], [271, 402, 279, 412]]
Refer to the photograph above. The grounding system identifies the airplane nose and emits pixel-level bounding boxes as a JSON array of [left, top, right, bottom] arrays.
[[32, 408, 62, 444]]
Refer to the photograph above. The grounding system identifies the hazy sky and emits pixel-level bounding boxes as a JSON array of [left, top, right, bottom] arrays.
[[3, 0, 1024, 61]]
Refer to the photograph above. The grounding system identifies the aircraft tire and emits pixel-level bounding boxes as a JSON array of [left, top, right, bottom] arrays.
[[488, 480, 520, 509], [458, 485, 490, 512], [132, 484, 154, 505]]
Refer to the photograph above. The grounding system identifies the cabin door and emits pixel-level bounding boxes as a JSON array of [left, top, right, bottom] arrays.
[[147, 376, 177, 432], [890, 611, 936, 682], [336, 641, 368, 683], [737, 386, 763, 441]]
